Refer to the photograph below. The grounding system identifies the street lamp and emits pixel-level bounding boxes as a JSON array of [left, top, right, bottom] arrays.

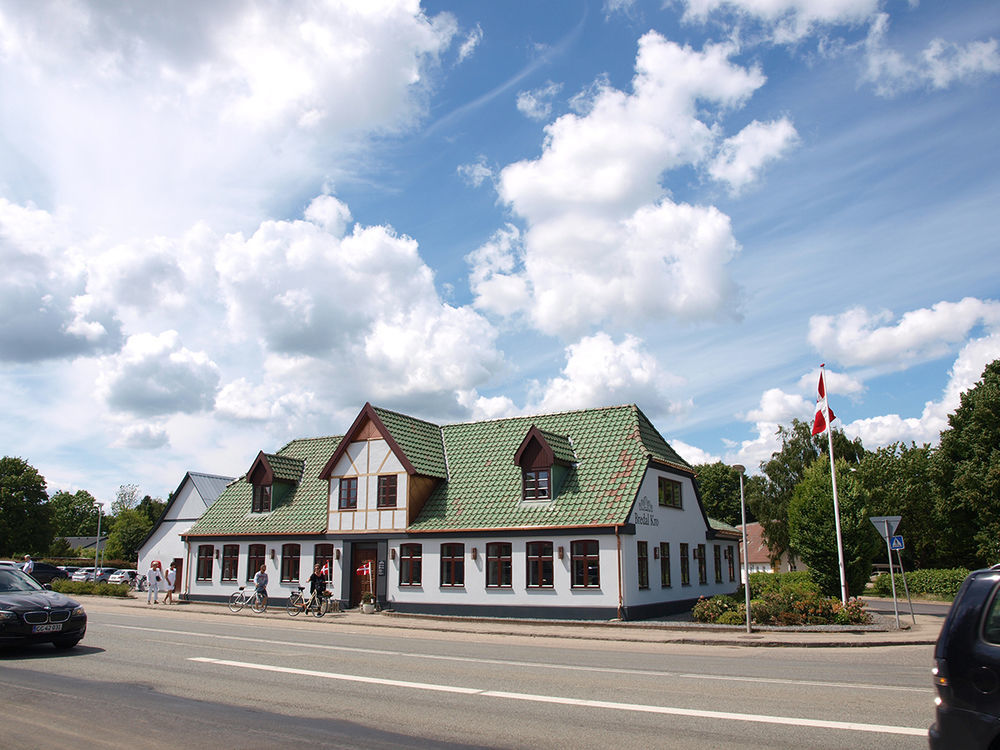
[[733, 464, 752, 634], [94, 502, 103, 578]]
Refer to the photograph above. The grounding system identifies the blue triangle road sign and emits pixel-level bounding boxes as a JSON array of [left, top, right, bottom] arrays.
[[890, 535, 904, 551]]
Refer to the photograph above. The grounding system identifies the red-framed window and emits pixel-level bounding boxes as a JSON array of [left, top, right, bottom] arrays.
[[571, 540, 600, 588], [221, 544, 239, 581], [637, 541, 649, 590], [440, 543, 464, 587], [252, 484, 272, 513], [339, 477, 358, 510], [697, 543, 707, 584], [247, 544, 265, 582], [523, 469, 550, 501], [196, 544, 214, 581], [314, 543, 334, 583], [714, 544, 723, 584], [660, 542, 671, 588], [377, 475, 397, 508], [725, 546, 736, 582], [526, 541, 553, 588], [680, 543, 690, 586], [658, 477, 682, 508], [486, 542, 512, 588], [399, 543, 422, 586], [281, 543, 300, 583]]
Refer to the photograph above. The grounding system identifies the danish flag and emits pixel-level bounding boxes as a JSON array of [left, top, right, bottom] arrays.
[[320, 562, 329, 576], [356, 561, 371, 576], [811, 365, 837, 436]]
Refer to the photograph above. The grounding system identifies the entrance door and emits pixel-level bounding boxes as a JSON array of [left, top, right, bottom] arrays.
[[172, 558, 183, 593], [350, 546, 377, 607]]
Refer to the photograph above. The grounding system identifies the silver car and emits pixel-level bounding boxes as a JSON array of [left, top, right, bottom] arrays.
[[107, 569, 137, 586]]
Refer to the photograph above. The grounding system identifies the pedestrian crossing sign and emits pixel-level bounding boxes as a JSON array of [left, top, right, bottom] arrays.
[[890, 535, 904, 551]]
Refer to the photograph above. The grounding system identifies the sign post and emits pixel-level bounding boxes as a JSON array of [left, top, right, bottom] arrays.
[[870, 516, 901, 629], [890, 536, 916, 625]]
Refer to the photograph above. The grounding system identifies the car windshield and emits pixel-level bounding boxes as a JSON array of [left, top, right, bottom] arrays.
[[0, 568, 45, 593]]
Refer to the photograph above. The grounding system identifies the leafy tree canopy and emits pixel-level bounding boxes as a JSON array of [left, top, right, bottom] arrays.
[[933, 359, 1000, 568], [693, 462, 750, 528], [788, 458, 880, 598], [111, 483, 141, 516], [47, 488, 100, 537], [136, 494, 167, 526], [0, 456, 53, 557], [104, 509, 153, 561]]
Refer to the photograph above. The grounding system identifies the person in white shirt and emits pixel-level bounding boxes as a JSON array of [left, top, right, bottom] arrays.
[[146, 562, 162, 604], [21, 555, 34, 576], [253, 564, 268, 607], [163, 562, 176, 605]]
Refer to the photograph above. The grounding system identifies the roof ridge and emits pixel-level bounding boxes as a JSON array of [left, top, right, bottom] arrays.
[[371, 404, 443, 430], [440, 403, 635, 429], [187, 471, 235, 480]]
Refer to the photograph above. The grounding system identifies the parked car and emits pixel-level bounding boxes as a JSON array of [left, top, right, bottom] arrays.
[[59, 566, 81, 577], [930, 568, 1000, 748], [0, 567, 86, 649], [25, 561, 69, 584], [107, 569, 137, 586]]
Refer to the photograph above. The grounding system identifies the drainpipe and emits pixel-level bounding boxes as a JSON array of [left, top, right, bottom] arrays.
[[616, 525, 623, 620]]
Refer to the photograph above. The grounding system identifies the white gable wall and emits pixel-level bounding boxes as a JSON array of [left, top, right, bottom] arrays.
[[328, 438, 408, 532], [138, 476, 206, 574]]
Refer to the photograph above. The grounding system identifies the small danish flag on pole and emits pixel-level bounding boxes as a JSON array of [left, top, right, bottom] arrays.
[[811, 364, 837, 436], [356, 561, 371, 576], [320, 562, 329, 576]]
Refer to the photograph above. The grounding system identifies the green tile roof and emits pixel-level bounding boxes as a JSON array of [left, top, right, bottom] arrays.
[[372, 406, 447, 478], [265, 453, 304, 483], [408, 404, 691, 533], [186, 435, 341, 537], [538, 428, 576, 464]]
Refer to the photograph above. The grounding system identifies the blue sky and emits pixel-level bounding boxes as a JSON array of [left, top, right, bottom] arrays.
[[1, 0, 998, 507]]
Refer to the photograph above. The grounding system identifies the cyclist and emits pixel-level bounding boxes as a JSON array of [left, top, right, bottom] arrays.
[[308, 563, 326, 605], [253, 564, 268, 608]]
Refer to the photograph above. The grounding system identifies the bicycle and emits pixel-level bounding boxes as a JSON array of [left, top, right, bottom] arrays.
[[286, 587, 329, 617], [228, 586, 267, 613], [131, 574, 147, 592]]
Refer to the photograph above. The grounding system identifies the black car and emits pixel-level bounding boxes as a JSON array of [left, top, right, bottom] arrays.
[[0, 567, 87, 649], [930, 568, 1000, 748], [26, 561, 70, 585]]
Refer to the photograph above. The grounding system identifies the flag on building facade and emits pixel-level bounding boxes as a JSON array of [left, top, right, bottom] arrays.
[[811, 366, 837, 436], [356, 561, 371, 576], [320, 562, 329, 576]]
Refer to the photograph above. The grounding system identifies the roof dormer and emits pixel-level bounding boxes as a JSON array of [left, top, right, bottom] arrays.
[[514, 425, 575, 503], [247, 451, 304, 513]]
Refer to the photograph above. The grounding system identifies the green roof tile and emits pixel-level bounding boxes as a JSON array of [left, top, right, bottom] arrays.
[[372, 406, 447, 478]]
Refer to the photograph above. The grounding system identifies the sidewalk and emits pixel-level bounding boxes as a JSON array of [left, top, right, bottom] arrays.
[[86, 594, 943, 648]]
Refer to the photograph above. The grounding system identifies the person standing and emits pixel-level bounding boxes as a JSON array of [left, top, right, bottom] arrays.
[[308, 563, 326, 602], [146, 561, 162, 604], [21, 555, 34, 577], [253, 564, 268, 608], [163, 562, 176, 605]]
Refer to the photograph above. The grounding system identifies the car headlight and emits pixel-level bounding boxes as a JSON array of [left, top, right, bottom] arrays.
[[71, 606, 86, 617], [0, 609, 17, 621]]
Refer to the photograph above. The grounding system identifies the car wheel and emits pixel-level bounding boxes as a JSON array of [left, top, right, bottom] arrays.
[[52, 637, 82, 649]]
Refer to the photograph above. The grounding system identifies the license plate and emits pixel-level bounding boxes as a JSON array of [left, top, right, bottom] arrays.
[[32, 623, 62, 633]]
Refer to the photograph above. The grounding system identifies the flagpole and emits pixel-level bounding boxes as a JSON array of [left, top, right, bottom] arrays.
[[821, 364, 849, 605]]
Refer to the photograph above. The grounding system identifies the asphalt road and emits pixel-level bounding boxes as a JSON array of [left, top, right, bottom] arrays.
[[1, 602, 937, 749]]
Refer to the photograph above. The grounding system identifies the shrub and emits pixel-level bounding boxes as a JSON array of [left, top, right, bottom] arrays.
[[716, 610, 745, 625], [870, 568, 970, 600], [833, 598, 871, 625], [51, 579, 131, 598], [692, 595, 740, 623]]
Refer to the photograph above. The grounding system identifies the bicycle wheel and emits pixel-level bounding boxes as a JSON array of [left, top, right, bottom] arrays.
[[251, 592, 267, 613], [228, 591, 244, 612], [286, 592, 302, 616], [312, 596, 326, 618]]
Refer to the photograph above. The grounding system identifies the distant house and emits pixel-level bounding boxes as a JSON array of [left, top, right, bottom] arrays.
[[182, 402, 741, 620], [63, 536, 107, 553], [737, 521, 806, 582], [137, 472, 233, 583]]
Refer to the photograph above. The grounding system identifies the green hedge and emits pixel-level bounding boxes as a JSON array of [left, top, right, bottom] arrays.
[[870, 568, 970, 600], [50, 579, 131, 598]]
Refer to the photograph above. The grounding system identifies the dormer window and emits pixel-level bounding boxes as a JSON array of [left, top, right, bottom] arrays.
[[252, 484, 272, 513], [523, 469, 550, 500]]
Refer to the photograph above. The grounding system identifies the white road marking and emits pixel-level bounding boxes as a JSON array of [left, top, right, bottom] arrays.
[[107, 622, 930, 694], [189, 656, 929, 737]]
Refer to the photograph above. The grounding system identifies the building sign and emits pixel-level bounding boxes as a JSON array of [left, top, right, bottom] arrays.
[[634, 495, 659, 527]]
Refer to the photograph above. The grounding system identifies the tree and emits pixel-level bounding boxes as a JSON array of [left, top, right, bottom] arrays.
[[748, 419, 865, 565], [857, 442, 944, 569], [111, 483, 141, 516], [0, 456, 53, 556], [693, 462, 749, 527], [136, 494, 167, 526], [47, 489, 100, 537], [104, 509, 152, 561], [933, 359, 1000, 568], [788, 458, 880, 598]]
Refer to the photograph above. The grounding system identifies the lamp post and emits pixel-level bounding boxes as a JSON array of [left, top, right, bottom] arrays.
[[94, 502, 102, 579], [733, 464, 752, 634]]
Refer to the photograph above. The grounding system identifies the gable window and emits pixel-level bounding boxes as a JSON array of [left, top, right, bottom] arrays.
[[281, 543, 300, 583], [523, 469, 550, 501], [247, 544, 265, 582], [399, 543, 422, 586], [526, 541, 553, 588], [196, 545, 214, 581], [221, 544, 239, 582], [658, 477, 682, 508], [486, 542, 512, 588], [697, 544, 707, 585], [440, 543, 464, 587], [377, 475, 397, 508], [339, 477, 358, 510], [315, 544, 334, 582], [637, 541, 649, 590], [252, 484, 272, 513], [714, 544, 723, 584], [680, 543, 690, 586], [660, 542, 671, 588], [725, 546, 736, 582], [571, 540, 600, 588]]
